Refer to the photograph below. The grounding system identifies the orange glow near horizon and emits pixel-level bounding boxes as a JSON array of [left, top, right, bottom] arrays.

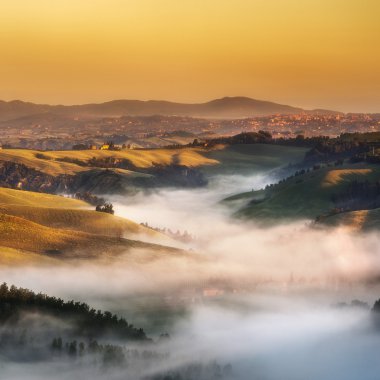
[[0, 0, 379, 112]]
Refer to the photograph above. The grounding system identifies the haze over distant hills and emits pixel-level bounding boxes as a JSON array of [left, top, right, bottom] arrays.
[[0, 97, 339, 121]]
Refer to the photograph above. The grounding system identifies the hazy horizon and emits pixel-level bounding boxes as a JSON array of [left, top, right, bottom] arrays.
[[0, 95, 377, 114], [1, 2, 380, 379], [1, 0, 379, 113], [0, 95, 337, 110]]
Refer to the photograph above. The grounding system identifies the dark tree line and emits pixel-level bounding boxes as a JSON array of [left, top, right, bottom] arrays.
[[205, 131, 272, 146], [87, 156, 136, 170], [50, 337, 168, 364], [140, 222, 195, 243], [148, 361, 233, 380], [51, 337, 159, 367], [303, 132, 380, 164], [0, 283, 147, 341], [331, 180, 380, 212], [49, 337, 231, 378], [74, 191, 106, 206], [0, 161, 72, 193]]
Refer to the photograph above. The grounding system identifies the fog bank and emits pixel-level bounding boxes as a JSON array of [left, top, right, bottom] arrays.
[[2, 172, 380, 379]]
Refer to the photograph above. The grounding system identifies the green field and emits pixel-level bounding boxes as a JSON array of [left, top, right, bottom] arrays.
[[229, 162, 380, 222], [201, 144, 308, 176]]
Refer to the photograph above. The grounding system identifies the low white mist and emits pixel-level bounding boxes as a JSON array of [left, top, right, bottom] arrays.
[[2, 172, 380, 379]]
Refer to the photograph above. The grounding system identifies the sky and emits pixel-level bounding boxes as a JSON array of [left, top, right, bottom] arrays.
[[0, 0, 379, 112]]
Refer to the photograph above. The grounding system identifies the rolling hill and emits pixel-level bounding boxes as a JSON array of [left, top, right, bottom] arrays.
[[0, 187, 165, 238], [0, 186, 88, 208], [201, 144, 308, 175], [0, 144, 310, 195], [0, 212, 179, 259], [0, 97, 336, 121], [0, 147, 218, 176], [0, 188, 179, 262], [227, 163, 380, 224]]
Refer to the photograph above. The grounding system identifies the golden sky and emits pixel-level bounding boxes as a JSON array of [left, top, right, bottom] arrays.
[[0, 0, 379, 111]]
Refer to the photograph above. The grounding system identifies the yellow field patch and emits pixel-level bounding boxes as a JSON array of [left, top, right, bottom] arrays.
[[321, 169, 373, 188], [0, 148, 218, 176], [0, 203, 158, 238], [0, 187, 87, 208], [0, 211, 184, 261], [0, 212, 90, 253], [338, 210, 369, 231], [0, 149, 83, 176], [0, 246, 58, 265]]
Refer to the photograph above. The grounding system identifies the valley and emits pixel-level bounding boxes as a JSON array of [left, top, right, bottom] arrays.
[[2, 126, 380, 380]]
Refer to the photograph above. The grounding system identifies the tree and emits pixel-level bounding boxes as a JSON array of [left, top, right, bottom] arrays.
[[95, 202, 114, 215], [68, 340, 77, 356]]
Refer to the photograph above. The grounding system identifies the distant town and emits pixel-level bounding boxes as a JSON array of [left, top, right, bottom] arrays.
[[1, 112, 380, 151]]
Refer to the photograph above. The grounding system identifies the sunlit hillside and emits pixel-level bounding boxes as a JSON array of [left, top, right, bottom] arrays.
[[0, 147, 218, 175], [0, 246, 57, 266], [0, 187, 157, 236], [0, 188, 179, 262], [0, 212, 181, 259], [0, 186, 87, 208], [230, 163, 380, 222], [319, 208, 380, 231]]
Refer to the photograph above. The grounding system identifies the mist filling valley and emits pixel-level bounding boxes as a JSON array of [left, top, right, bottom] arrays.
[[2, 171, 380, 380]]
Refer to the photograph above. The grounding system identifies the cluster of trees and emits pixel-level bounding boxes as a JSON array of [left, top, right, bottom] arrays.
[[87, 156, 135, 170], [50, 337, 167, 366], [149, 164, 207, 188], [264, 164, 325, 192], [150, 361, 233, 380], [74, 191, 105, 206], [372, 299, 380, 313], [303, 134, 380, 163], [0, 160, 71, 193], [334, 300, 370, 309], [166, 131, 275, 149], [72, 143, 90, 150], [368, 297, 380, 332], [275, 135, 330, 148], [95, 202, 114, 214], [51, 338, 122, 366], [205, 131, 272, 146], [140, 222, 195, 243], [340, 132, 380, 142], [331, 180, 380, 212], [0, 283, 147, 341], [55, 156, 88, 166], [35, 152, 52, 160], [48, 337, 232, 379]]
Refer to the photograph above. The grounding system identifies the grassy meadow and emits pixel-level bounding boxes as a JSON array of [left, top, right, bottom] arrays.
[[231, 163, 380, 222], [201, 144, 308, 175], [0, 147, 218, 176], [0, 188, 178, 262]]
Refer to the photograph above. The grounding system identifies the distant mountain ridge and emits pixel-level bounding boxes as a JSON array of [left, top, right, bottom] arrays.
[[0, 97, 339, 121]]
